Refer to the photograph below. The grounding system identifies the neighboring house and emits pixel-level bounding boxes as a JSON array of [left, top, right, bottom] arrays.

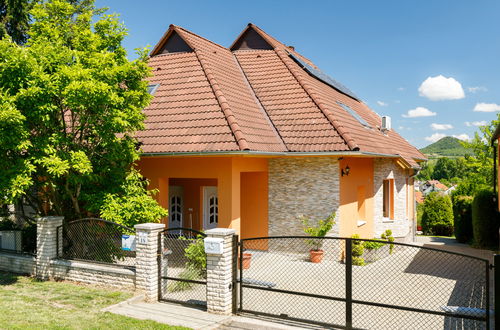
[[136, 24, 426, 241], [415, 191, 424, 204], [420, 180, 448, 196], [444, 185, 456, 195]]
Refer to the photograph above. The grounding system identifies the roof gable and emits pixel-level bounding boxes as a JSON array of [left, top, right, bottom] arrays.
[[156, 30, 192, 54], [231, 26, 273, 51]]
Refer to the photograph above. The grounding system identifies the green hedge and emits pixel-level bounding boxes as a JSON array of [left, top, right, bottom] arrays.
[[472, 189, 499, 247], [421, 192, 454, 236], [452, 195, 473, 243]]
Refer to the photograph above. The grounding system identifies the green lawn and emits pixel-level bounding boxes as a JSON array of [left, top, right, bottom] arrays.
[[0, 272, 189, 329]]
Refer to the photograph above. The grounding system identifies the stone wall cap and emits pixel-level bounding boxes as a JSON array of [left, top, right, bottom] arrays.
[[50, 259, 135, 276], [134, 223, 165, 230], [37, 216, 64, 222], [205, 228, 236, 236]]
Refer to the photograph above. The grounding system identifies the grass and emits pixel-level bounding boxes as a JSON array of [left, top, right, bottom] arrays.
[[0, 271, 189, 330]]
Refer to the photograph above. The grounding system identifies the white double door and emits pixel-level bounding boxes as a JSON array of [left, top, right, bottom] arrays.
[[168, 185, 218, 230]]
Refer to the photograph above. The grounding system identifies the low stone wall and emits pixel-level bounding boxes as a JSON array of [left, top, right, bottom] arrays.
[[50, 259, 135, 289], [0, 252, 35, 275]]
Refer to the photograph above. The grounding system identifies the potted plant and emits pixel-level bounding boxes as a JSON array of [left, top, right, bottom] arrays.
[[241, 251, 252, 269], [302, 213, 335, 263]]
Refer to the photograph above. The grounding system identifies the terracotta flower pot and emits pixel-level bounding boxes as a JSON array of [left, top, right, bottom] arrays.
[[310, 249, 324, 263], [240, 252, 252, 269]]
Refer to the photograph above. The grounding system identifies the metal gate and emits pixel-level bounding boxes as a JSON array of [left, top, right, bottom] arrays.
[[158, 228, 207, 308], [238, 236, 490, 329]]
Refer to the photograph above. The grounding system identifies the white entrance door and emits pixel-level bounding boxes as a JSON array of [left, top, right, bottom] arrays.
[[168, 186, 183, 229], [203, 186, 218, 230]]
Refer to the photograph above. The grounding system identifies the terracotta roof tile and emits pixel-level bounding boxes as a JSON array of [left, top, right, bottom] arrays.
[[137, 24, 425, 165]]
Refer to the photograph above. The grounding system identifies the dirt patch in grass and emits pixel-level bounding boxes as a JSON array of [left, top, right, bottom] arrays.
[[0, 272, 189, 329]]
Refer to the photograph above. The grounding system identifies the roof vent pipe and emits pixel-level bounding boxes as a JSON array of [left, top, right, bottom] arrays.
[[381, 116, 391, 131]]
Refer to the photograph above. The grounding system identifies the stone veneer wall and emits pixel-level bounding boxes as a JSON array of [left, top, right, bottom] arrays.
[[50, 259, 136, 289], [268, 157, 340, 237], [0, 251, 135, 288], [373, 158, 412, 240], [0, 253, 35, 275]]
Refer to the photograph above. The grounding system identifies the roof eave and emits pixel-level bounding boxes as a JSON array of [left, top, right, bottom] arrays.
[[141, 150, 404, 158]]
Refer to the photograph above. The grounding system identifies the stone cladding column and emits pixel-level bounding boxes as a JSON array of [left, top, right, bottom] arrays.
[[205, 228, 236, 315], [36, 216, 64, 280], [135, 223, 165, 302]]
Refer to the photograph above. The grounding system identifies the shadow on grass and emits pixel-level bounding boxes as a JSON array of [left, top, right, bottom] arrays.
[[0, 271, 20, 285]]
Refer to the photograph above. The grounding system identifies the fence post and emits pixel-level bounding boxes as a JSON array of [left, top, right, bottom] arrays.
[[495, 254, 499, 330], [36, 216, 64, 280], [205, 228, 236, 315], [135, 223, 165, 302], [345, 238, 353, 330]]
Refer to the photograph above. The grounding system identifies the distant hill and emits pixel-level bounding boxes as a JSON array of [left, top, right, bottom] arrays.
[[420, 136, 472, 157]]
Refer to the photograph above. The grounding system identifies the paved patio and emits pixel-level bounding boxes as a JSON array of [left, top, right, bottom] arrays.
[[153, 237, 492, 329]]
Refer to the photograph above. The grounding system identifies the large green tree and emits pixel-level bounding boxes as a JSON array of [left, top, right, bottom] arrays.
[[0, 0, 31, 44], [0, 0, 167, 224]]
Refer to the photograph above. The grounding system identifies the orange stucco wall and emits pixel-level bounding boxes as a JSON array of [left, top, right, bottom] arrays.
[[339, 157, 374, 238], [137, 156, 268, 237], [241, 172, 268, 242]]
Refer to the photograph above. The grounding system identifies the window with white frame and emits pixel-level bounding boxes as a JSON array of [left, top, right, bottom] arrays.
[[383, 179, 394, 219]]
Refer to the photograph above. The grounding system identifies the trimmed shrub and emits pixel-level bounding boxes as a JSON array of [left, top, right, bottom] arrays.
[[472, 189, 500, 247], [351, 234, 365, 266], [421, 192, 454, 236], [452, 195, 473, 243]]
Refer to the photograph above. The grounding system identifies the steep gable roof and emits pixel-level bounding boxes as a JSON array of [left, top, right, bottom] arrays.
[[138, 24, 425, 166]]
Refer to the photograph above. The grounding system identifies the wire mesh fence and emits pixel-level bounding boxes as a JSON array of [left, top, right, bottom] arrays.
[[159, 228, 207, 308], [238, 237, 490, 329], [0, 213, 37, 256], [57, 218, 136, 269]]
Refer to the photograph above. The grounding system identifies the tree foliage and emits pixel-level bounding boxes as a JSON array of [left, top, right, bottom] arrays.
[[421, 192, 454, 236], [472, 189, 499, 247], [0, 0, 31, 44], [0, 0, 167, 224]]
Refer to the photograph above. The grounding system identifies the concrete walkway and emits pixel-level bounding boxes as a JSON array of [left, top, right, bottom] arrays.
[[414, 235, 497, 262], [104, 299, 310, 330]]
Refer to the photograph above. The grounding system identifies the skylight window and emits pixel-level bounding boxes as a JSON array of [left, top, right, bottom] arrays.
[[147, 84, 160, 95], [337, 102, 371, 128], [288, 52, 359, 101]]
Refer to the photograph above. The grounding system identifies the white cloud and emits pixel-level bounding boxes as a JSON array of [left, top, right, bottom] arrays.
[[465, 121, 487, 127], [402, 107, 437, 118], [431, 123, 453, 130], [394, 100, 401, 104], [397, 87, 405, 91], [425, 133, 446, 143], [467, 86, 487, 93], [473, 102, 500, 112], [377, 101, 388, 106], [453, 134, 471, 141], [418, 75, 465, 101]]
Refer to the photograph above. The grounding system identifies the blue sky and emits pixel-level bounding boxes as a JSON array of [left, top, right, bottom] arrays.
[[96, 0, 500, 148]]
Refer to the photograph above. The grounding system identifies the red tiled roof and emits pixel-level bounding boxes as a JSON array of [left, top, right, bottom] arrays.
[[138, 24, 426, 166], [415, 191, 424, 204], [427, 180, 449, 191]]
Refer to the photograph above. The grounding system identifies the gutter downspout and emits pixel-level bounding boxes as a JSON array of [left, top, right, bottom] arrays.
[[409, 168, 420, 242], [493, 142, 498, 210]]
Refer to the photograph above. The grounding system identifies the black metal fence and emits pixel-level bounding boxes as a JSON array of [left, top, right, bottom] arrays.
[[0, 213, 37, 256], [56, 218, 136, 269], [158, 228, 207, 308], [238, 236, 490, 329]]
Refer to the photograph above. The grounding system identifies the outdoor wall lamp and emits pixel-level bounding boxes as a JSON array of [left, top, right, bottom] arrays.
[[342, 165, 350, 177]]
